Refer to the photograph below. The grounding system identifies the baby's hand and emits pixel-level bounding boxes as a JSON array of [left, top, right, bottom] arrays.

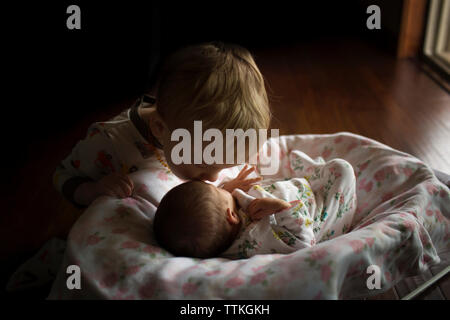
[[222, 164, 262, 192], [94, 172, 134, 198], [247, 198, 291, 221]]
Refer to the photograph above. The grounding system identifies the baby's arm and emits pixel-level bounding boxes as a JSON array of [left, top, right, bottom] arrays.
[[272, 200, 316, 247], [247, 198, 291, 221], [53, 124, 133, 206], [246, 197, 315, 248]]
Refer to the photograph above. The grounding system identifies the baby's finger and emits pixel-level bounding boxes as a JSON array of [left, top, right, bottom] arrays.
[[122, 174, 134, 189], [100, 185, 118, 198], [248, 200, 263, 214], [239, 178, 262, 189], [250, 208, 265, 221], [250, 214, 262, 221], [238, 165, 256, 179], [116, 174, 134, 189], [248, 199, 259, 209], [117, 180, 133, 197], [110, 184, 127, 198], [247, 201, 257, 214], [109, 176, 133, 197], [243, 177, 262, 184], [237, 164, 249, 178]]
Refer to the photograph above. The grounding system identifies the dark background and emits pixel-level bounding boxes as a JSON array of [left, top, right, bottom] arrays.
[[4, 0, 403, 185]]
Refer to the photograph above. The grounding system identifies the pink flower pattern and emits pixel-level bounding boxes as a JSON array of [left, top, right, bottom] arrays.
[[346, 142, 358, 152], [250, 272, 267, 285], [321, 147, 332, 159], [138, 281, 156, 299], [121, 241, 140, 249], [157, 170, 169, 181], [321, 265, 332, 283], [426, 183, 439, 195], [310, 248, 328, 260], [100, 273, 119, 288], [358, 178, 373, 193], [349, 240, 365, 254], [86, 233, 103, 246], [225, 277, 245, 288], [182, 282, 199, 296]]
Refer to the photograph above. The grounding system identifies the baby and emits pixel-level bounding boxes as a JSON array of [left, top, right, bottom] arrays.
[[153, 165, 265, 258], [154, 157, 357, 259]]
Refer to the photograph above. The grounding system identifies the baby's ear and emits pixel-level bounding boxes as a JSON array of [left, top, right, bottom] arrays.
[[226, 208, 240, 225]]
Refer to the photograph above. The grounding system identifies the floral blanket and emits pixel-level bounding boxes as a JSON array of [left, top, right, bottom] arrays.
[[48, 133, 450, 299]]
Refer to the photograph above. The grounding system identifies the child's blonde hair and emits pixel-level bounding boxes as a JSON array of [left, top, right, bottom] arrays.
[[155, 41, 271, 132]]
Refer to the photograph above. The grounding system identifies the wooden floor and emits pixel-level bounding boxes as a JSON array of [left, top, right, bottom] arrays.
[[255, 38, 450, 173], [2, 37, 449, 299]]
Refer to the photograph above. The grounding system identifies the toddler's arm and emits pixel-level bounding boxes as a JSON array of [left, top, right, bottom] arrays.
[[72, 173, 134, 206], [53, 124, 132, 206]]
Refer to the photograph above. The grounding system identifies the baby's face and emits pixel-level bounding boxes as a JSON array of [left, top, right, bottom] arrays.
[[165, 155, 236, 182]]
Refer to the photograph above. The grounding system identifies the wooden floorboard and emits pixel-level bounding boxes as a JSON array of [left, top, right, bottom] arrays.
[[255, 39, 450, 173]]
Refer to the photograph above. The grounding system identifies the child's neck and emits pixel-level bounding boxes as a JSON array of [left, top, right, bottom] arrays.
[[138, 106, 163, 149]]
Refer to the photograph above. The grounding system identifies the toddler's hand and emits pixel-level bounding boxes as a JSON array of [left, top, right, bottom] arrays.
[[222, 164, 262, 192], [73, 173, 134, 206], [94, 172, 134, 198], [248, 198, 291, 221]]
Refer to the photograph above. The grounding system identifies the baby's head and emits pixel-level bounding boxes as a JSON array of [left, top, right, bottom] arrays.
[[153, 181, 242, 258], [147, 41, 271, 181]]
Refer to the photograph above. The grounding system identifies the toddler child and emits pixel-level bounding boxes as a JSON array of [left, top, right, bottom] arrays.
[[53, 42, 271, 207]]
